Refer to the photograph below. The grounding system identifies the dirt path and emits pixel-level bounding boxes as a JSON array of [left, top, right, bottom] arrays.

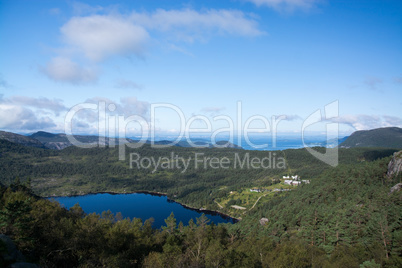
[[214, 200, 224, 209], [249, 193, 268, 210]]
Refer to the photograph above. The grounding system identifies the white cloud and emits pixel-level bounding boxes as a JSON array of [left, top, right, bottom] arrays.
[[115, 79, 143, 90], [330, 114, 402, 130], [131, 9, 264, 41], [44, 7, 263, 84], [61, 15, 149, 61], [0, 95, 151, 133], [6, 96, 67, 115], [71, 1, 104, 16], [0, 97, 59, 131], [382, 115, 402, 127], [42, 57, 98, 84], [68, 97, 150, 135], [246, 0, 321, 12], [59, 9, 261, 61], [120, 97, 149, 117], [75, 97, 150, 123]]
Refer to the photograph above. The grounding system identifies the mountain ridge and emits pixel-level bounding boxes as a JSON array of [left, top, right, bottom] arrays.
[[0, 130, 243, 150], [340, 127, 402, 148], [0, 130, 45, 148]]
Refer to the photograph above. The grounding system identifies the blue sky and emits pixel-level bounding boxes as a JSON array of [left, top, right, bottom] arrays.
[[0, 0, 401, 138]]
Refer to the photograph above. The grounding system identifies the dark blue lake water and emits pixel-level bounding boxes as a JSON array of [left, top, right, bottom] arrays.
[[50, 193, 236, 229]]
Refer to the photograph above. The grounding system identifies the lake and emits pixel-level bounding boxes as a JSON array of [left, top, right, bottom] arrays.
[[50, 192, 237, 229]]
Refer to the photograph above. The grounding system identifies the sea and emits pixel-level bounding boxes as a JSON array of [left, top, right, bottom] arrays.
[[148, 134, 343, 151]]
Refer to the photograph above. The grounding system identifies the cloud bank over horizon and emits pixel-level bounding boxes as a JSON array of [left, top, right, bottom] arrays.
[[1, 94, 401, 134]]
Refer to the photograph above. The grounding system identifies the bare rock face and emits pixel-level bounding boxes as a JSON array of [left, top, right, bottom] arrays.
[[387, 151, 402, 178], [389, 183, 402, 195], [259, 218, 269, 226], [42, 141, 72, 150]]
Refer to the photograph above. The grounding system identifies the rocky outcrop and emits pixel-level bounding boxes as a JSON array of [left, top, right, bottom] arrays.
[[259, 217, 269, 226], [387, 151, 402, 178], [389, 183, 402, 195], [41, 141, 73, 150]]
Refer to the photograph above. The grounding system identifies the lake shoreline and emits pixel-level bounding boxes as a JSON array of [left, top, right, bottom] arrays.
[[45, 190, 240, 222]]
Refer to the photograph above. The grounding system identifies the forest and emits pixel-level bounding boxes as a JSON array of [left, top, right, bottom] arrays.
[[0, 139, 398, 210], [0, 140, 401, 267]]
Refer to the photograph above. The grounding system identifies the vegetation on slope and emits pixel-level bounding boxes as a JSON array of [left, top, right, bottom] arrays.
[[0, 139, 398, 214], [234, 156, 402, 265], [0, 169, 401, 268], [340, 127, 402, 149], [0, 131, 45, 149], [0, 136, 401, 266]]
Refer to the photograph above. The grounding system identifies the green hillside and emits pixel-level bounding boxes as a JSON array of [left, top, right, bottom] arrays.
[[1, 131, 401, 267], [0, 138, 399, 213], [0, 131, 45, 149], [340, 127, 402, 148], [1, 144, 401, 267], [236, 156, 402, 252]]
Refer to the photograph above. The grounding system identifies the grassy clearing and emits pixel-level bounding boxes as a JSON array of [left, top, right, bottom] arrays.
[[213, 179, 301, 218]]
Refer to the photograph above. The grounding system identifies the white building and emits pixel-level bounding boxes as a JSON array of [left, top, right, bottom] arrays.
[[250, 189, 261, 192], [284, 179, 303, 186]]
